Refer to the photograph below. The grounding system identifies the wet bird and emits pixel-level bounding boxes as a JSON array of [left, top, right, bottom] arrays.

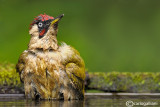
[[16, 14, 85, 100]]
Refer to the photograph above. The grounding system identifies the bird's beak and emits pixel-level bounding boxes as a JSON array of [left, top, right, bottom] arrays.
[[50, 14, 64, 26]]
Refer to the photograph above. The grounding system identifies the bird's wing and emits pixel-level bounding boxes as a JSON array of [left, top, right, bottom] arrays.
[[59, 43, 85, 91], [16, 50, 29, 82], [16, 50, 49, 99]]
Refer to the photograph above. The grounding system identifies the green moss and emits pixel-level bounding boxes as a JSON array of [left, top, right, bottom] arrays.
[[88, 72, 160, 93], [0, 62, 23, 93], [1, 62, 160, 93], [86, 89, 104, 93]]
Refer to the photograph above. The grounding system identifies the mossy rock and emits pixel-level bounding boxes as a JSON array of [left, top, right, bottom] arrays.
[[88, 72, 160, 93], [0, 62, 23, 94], [0, 62, 160, 93]]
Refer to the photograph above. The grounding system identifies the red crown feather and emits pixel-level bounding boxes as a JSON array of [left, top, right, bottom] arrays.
[[30, 14, 54, 29]]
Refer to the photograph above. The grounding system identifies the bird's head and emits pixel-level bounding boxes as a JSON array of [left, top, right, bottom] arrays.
[[29, 14, 64, 38], [28, 14, 64, 50]]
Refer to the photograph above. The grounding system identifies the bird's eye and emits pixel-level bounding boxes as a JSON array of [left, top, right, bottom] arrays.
[[38, 22, 43, 27]]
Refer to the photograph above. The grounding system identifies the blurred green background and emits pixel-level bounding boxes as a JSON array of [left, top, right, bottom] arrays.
[[0, 0, 160, 72]]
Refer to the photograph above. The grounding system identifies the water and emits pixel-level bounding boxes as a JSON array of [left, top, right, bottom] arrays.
[[0, 95, 160, 107]]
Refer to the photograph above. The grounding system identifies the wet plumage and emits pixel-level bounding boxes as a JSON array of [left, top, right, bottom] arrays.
[[16, 14, 85, 100]]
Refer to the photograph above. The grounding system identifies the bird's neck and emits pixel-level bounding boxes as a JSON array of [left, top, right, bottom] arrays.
[[28, 34, 58, 51]]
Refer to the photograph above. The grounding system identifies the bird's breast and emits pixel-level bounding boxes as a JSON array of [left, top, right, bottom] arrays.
[[36, 51, 64, 72]]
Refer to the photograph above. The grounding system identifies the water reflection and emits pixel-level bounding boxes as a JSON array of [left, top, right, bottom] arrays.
[[0, 95, 160, 107], [25, 100, 84, 107]]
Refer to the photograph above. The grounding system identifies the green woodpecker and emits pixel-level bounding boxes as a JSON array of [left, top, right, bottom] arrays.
[[16, 14, 85, 100]]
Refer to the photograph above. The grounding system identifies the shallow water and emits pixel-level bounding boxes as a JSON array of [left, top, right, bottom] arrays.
[[0, 95, 160, 107]]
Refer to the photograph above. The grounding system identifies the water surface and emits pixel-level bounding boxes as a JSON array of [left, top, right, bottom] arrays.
[[0, 95, 160, 107]]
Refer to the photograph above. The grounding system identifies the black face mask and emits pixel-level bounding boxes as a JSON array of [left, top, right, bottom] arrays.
[[37, 19, 53, 38]]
